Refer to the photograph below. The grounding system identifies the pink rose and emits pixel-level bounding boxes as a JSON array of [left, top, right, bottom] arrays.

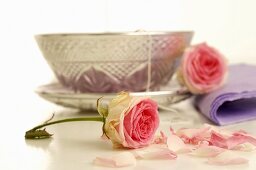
[[177, 43, 228, 94], [102, 92, 159, 149]]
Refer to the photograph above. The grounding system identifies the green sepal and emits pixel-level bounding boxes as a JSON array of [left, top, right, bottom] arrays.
[[97, 97, 109, 118]]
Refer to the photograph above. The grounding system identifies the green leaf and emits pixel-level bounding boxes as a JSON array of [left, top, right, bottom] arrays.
[[25, 129, 53, 139]]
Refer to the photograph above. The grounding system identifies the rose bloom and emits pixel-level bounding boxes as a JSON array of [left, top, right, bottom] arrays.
[[177, 43, 228, 94], [103, 92, 159, 149]]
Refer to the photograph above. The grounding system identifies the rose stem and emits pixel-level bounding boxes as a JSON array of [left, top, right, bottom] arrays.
[[25, 116, 104, 139], [30, 117, 104, 131]]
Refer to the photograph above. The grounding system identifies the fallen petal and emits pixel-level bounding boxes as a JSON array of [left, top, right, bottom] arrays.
[[176, 126, 211, 144], [231, 142, 256, 151], [190, 145, 225, 157], [210, 130, 256, 149], [207, 151, 248, 165], [169, 127, 176, 135], [93, 152, 136, 168], [133, 145, 177, 160], [210, 131, 228, 148], [227, 132, 256, 149], [177, 126, 211, 139], [154, 131, 168, 144], [198, 140, 210, 146], [167, 135, 191, 153]]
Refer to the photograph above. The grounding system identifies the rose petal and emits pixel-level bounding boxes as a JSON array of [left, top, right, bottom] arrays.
[[210, 131, 228, 148], [154, 131, 168, 144], [167, 135, 191, 153], [190, 145, 225, 157], [229, 131, 256, 148], [210, 130, 256, 149], [207, 151, 248, 165], [93, 152, 136, 168], [169, 127, 176, 135], [231, 142, 256, 151], [133, 145, 177, 160], [176, 126, 211, 144]]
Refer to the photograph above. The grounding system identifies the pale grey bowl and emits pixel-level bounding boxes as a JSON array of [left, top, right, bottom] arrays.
[[35, 31, 193, 93]]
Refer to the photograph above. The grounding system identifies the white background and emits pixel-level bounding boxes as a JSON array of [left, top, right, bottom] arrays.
[[0, 0, 256, 102], [1, 1, 256, 169]]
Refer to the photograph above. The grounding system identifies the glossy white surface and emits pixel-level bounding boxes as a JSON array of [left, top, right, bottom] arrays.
[[1, 92, 256, 170]]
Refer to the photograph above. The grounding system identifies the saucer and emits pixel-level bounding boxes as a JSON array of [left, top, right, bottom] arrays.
[[35, 83, 192, 110]]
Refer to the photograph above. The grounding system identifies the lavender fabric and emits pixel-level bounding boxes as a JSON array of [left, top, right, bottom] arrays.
[[195, 64, 256, 125]]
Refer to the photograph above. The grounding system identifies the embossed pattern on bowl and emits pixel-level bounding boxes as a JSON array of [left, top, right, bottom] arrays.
[[35, 32, 193, 93]]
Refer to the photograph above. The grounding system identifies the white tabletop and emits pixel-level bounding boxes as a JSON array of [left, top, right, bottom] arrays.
[[1, 91, 256, 170]]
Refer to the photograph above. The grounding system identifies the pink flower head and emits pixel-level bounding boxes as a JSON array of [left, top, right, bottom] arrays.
[[177, 43, 228, 94], [103, 92, 159, 149]]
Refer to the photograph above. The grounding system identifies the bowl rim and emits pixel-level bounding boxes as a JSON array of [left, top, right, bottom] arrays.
[[35, 31, 194, 38]]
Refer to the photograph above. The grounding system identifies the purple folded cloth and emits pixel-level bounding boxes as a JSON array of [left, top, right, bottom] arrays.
[[195, 64, 256, 125]]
